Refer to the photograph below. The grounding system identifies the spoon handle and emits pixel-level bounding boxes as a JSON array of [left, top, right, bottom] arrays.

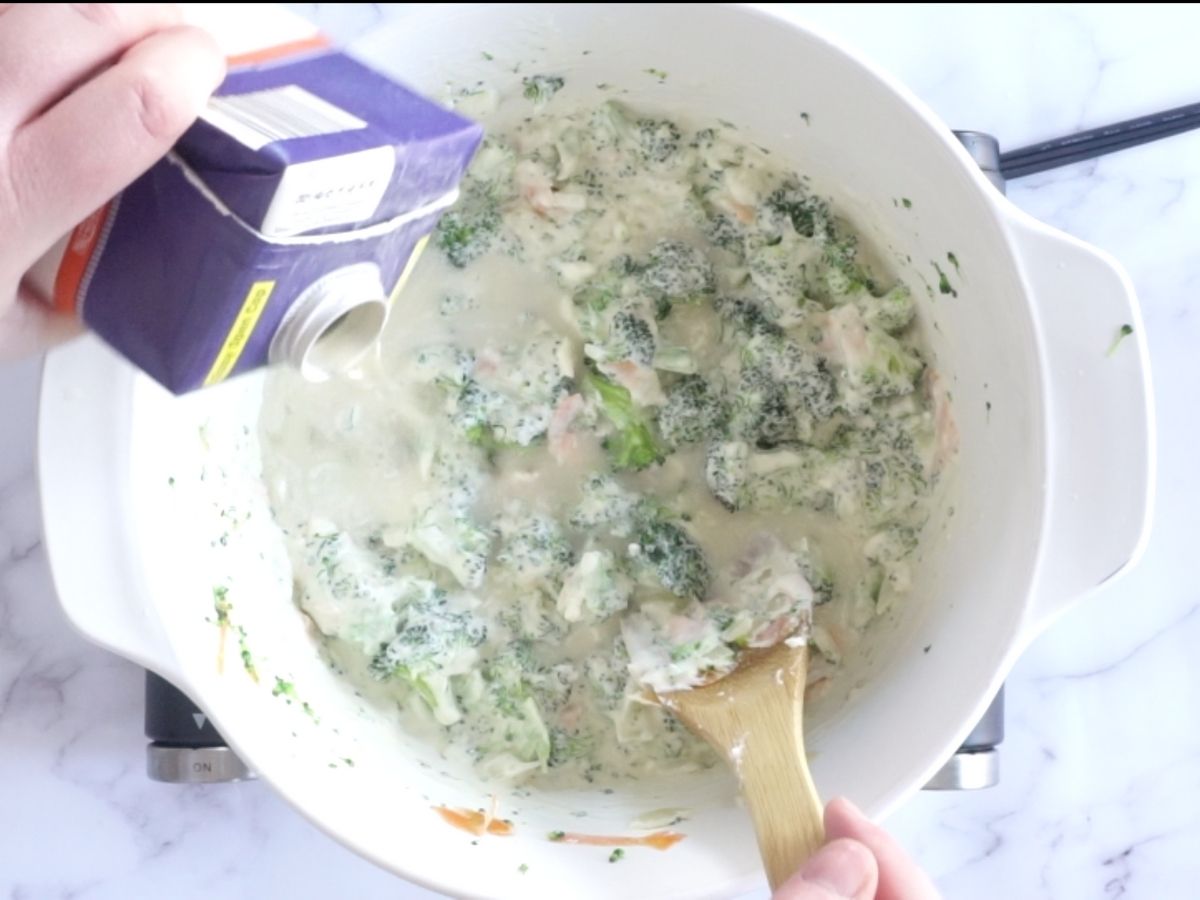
[[732, 649, 825, 889], [667, 645, 824, 890]]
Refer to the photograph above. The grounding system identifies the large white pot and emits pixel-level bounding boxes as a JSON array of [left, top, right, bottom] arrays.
[[37, 4, 1154, 898]]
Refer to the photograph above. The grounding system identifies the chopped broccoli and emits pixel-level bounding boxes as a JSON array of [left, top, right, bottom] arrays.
[[406, 501, 492, 589], [705, 440, 750, 510], [611, 312, 656, 365], [819, 305, 923, 408], [584, 369, 665, 471], [727, 332, 836, 447], [734, 445, 853, 515], [639, 240, 716, 316], [522, 74, 565, 104], [705, 213, 745, 252], [457, 652, 552, 775], [860, 284, 915, 334], [657, 376, 728, 448], [764, 182, 830, 240], [633, 518, 711, 601], [714, 296, 784, 338], [586, 310, 656, 367], [442, 332, 573, 446], [570, 474, 643, 536], [495, 510, 574, 594], [822, 234, 878, 296], [572, 256, 643, 342], [557, 548, 634, 623], [435, 184, 501, 269], [637, 118, 682, 162], [369, 588, 487, 725]]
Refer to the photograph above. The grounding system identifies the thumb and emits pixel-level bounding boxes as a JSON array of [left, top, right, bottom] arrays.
[[772, 838, 879, 900]]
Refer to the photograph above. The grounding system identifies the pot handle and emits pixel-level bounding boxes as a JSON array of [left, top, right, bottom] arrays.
[[38, 341, 187, 688], [1006, 213, 1155, 638]]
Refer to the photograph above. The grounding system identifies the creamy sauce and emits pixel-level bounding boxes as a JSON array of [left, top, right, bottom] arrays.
[[259, 85, 952, 788]]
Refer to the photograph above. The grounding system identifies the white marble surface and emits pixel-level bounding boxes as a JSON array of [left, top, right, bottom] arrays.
[[2, 4, 1199, 898]]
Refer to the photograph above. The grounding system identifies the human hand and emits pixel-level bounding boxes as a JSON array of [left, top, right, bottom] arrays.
[[0, 3, 224, 360], [773, 797, 941, 900]]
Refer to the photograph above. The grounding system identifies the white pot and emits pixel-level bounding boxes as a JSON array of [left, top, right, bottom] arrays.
[[37, 4, 1154, 898]]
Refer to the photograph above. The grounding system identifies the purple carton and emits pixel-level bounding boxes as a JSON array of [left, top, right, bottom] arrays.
[[37, 35, 482, 394]]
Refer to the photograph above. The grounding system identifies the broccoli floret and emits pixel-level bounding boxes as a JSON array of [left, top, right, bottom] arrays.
[[637, 118, 682, 162], [727, 364, 796, 448], [764, 182, 830, 240], [657, 376, 728, 448], [571, 256, 642, 340], [633, 518, 710, 601], [570, 474, 643, 536], [705, 213, 746, 252], [587, 311, 656, 367], [705, 440, 750, 510], [715, 296, 784, 338], [731, 445, 853, 515], [727, 332, 836, 447], [583, 369, 665, 471], [861, 284, 915, 334], [820, 305, 923, 408], [852, 416, 933, 524], [369, 589, 487, 725], [611, 312, 656, 365], [522, 74, 565, 104], [457, 650, 552, 775], [406, 502, 492, 589], [435, 184, 501, 269], [442, 333, 572, 447], [495, 511, 574, 594], [557, 548, 635, 623], [639, 240, 716, 316]]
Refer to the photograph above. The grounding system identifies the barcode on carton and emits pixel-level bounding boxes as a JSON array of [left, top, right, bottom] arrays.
[[202, 85, 366, 151]]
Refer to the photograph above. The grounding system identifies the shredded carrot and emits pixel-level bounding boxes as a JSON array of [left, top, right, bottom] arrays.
[[216, 624, 228, 675], [433, 806, 514, 837], [552, 830, 684, 850]]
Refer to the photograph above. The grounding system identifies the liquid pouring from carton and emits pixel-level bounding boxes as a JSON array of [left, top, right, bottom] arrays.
[[25, 27, 483, 395]]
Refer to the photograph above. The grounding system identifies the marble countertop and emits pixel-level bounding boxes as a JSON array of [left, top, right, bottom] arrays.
[[2, 4, 1198, 898]]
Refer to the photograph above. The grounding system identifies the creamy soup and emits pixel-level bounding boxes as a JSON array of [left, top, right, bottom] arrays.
[[259, 80, 954, 787]]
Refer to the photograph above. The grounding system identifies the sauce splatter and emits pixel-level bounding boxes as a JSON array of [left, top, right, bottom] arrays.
[[434, 806, 515, 837], [549, 829, 685, 850]]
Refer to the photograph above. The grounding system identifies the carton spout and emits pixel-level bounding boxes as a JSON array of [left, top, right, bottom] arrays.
[[269, 262, 389, 381]]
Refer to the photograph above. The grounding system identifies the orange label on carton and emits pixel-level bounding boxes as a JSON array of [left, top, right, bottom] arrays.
[[53, 203, 113, 315]]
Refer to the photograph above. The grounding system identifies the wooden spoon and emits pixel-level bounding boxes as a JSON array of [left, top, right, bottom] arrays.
[[659, 640, 824, 891]]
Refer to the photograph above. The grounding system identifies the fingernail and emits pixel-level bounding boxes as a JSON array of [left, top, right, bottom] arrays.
[[799, 839, 872, 898], [186, 26, 227, 93]]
